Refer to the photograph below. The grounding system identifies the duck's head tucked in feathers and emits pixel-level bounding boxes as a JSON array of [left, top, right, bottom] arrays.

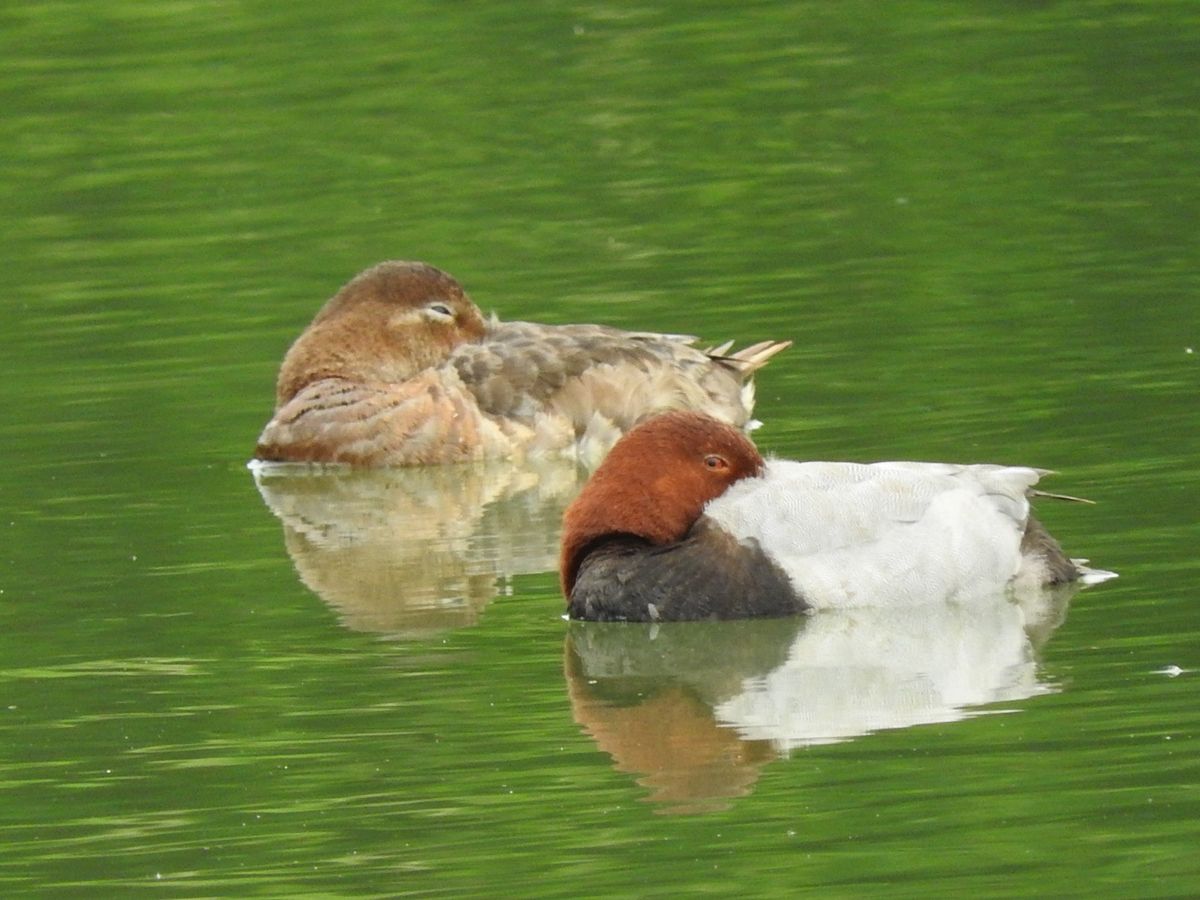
[[274, 261, 487, 407], [559, 411, 764, 595], [560, 411, 1114, 621]]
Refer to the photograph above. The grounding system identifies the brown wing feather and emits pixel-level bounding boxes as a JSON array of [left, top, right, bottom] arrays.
[[451, 320, 786, 430]]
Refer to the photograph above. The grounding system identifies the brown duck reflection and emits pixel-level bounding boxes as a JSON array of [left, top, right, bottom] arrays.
[[566, 618, 799, 814], [251, 456, 585, 636], [565, 589, 1074, 814]]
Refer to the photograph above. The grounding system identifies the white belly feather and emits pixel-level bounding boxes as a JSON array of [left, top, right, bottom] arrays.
[[703, 459, 1041, 607]]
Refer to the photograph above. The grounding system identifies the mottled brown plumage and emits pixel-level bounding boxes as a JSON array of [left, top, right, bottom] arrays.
[[255, 261, 790, 466]]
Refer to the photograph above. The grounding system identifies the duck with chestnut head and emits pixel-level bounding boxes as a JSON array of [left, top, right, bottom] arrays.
[[254, 262, 790, 467], [560, 411, 1114, 621]]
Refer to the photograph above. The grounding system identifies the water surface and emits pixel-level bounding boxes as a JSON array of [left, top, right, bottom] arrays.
[[2, 2, 1198, 896]]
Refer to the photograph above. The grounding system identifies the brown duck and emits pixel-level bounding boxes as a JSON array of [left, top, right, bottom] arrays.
[[254, 261, 790, 466]]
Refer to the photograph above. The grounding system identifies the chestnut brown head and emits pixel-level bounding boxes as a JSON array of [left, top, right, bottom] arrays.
[[559, 411, 765, 594]]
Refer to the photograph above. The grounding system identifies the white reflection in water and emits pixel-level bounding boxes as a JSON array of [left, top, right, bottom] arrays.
[[566, 587, 1076, 814], [713, 600, 1057, 749], [251, 457, 585, 636]]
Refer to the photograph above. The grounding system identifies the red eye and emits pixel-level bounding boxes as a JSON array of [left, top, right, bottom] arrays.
[[704, 454, 729, 471]]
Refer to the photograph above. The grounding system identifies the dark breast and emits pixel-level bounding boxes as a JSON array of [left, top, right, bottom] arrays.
[[568, 518, 806, 622]]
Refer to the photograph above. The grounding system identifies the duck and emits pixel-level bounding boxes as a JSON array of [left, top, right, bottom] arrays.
[[254, 261, 791, 466], [560, 411, 1113, 621]]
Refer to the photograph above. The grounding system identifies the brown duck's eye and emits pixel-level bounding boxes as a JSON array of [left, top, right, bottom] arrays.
[[425, 300, 455, 320], [704, 454, 729, 471]]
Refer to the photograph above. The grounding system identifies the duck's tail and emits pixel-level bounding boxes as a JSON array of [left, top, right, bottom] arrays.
[[1072, 559, 1119, 586], [1030, 488, 1096, 505], [706, 339, 792, 376]]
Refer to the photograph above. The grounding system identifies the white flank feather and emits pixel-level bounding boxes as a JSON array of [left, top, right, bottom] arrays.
[[703, 459, 1044, 608]]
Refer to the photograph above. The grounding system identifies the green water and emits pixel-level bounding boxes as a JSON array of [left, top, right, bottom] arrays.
[[2, 1, 1198, 896]]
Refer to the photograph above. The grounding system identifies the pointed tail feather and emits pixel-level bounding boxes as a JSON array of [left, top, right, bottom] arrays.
[[1074, 559, 1118, 585], [707, 339, 792, 375], [1032, 489, 1097, 505]]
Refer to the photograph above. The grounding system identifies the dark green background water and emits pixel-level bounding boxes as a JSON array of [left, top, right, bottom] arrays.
[[2, 2, 1198, 896]]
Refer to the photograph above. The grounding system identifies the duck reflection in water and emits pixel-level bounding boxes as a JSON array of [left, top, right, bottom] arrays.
[[565, 586, 1076, 815], [251, 455, 584, 636]]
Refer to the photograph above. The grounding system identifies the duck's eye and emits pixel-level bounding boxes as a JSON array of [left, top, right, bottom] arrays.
[[704, 454, 729, 471], [425, 301, 455, 320]]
